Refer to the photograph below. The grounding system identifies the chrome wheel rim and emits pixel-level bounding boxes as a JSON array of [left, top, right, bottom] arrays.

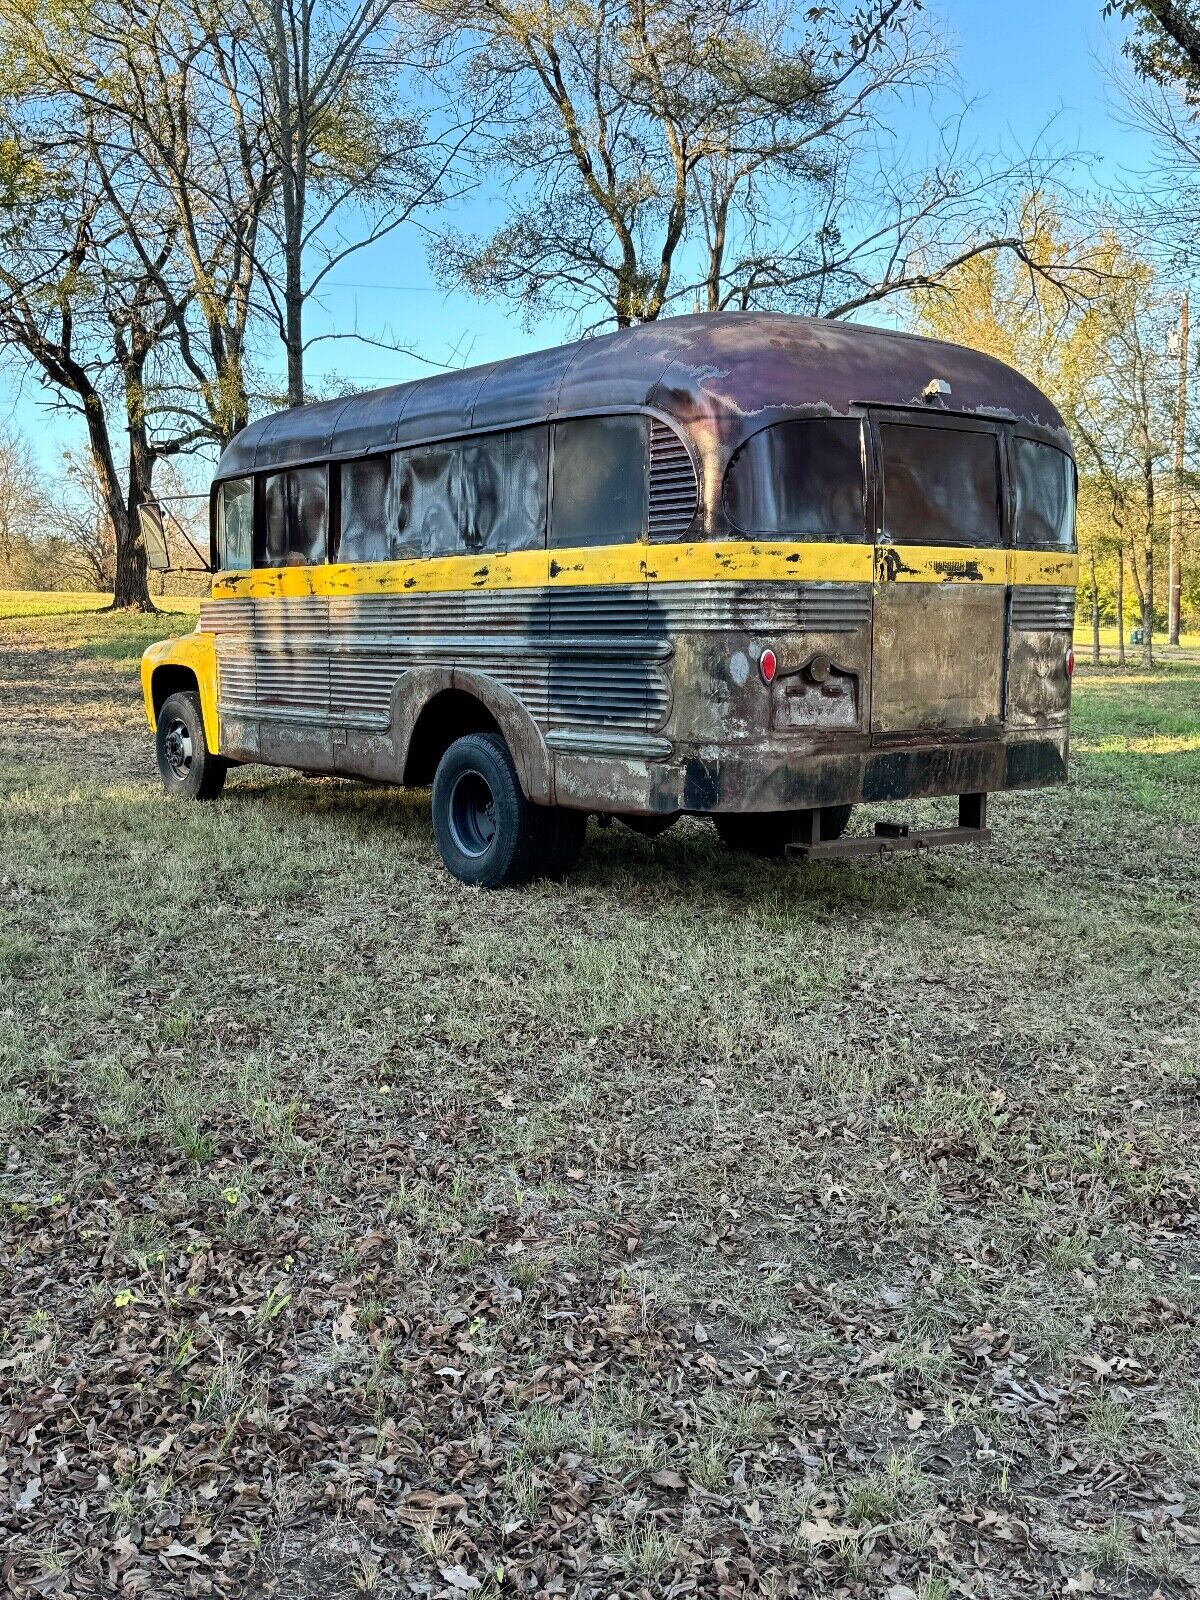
[[447, 770, 497, 857], [163, 718, 194, 780]]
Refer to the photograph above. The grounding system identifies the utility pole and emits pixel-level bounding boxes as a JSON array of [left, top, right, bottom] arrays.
[[1169, 291, 1188, 647]]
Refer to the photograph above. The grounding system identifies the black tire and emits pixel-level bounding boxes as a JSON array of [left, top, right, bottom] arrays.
[[820, 804, 854, 843], [431, 732, 538, 888], [713, 805, 854, 857], [156, 691, 227, 801], [537, 806, 589, 880], [619, 813, 679, 839], [712, 811, 794, 857]]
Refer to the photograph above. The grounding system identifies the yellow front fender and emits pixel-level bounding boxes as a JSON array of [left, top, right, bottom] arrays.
[[141, 632, 221, 754]]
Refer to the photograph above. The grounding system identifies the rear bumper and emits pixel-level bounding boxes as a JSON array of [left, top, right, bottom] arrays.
[[678, 732, 1068, 812], [552, 729, 1069, 814], [674, 731, 1068, 813]]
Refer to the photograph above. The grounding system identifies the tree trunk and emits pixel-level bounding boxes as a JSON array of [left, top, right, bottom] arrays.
[[1089, 548, 1100, 666], [284, 249, 304, 407], [271, 0, 306, 407], [111, 523, 152, 610], [1141, 455, 1155, 669], [79, 388, 152, 611], [1116, 547, 1126, 667], [1169, 291, 1187, 646]]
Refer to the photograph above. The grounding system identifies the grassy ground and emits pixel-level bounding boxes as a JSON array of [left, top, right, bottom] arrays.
[[1, 597, 1198, 1600]]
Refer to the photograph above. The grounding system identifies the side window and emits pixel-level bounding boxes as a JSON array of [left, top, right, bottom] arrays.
[[216, 478, 253, 569], [1012, 437, 1076, 549], [340, 430, 549, 563], [723, 419, 866, 539], [259, 466, 328, 566], [394, 444, 460, 558], [551, 415, 648, 548], [880, 423, 1001, 546], [460, 427, 548, 554], [339, 456, 392, 563]]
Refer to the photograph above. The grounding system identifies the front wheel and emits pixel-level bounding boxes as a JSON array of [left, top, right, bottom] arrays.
[[156, 691, 227, 800], [432, 732, 540, 888]]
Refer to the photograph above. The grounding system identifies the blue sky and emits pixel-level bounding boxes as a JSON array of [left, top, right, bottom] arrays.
[[1, 0, 1165, 475]]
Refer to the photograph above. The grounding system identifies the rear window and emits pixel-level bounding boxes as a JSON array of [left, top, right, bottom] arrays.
[[880, 423, 1001, 546], [723, 419, 866, 539], [1012, 437, 1075, 548]]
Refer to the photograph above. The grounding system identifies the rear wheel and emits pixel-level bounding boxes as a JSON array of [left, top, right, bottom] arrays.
[[432, 731, 539, 888], [713, 805, 854, 857], [619, 814, 679, 839], [156, 691, 227, 801], [819, 804, 854, 843], [537, 806, 589, 879]]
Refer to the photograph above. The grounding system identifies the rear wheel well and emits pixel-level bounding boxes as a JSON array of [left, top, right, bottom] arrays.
[[151, 665, 200, 719], [403, 690, 501, 786]]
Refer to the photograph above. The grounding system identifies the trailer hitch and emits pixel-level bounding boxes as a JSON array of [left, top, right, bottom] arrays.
[[788, 793, 991, 861]]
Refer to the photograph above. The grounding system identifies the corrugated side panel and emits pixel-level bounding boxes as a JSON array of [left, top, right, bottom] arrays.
[[552, 585, 648, 635], [329, 655, 404, 724], [201, 599, 254, 636], [650, 580, 871, 633], [216, 642, 256, 716], [1011, 585, 1076, 631], [549, 659, 670, 730]]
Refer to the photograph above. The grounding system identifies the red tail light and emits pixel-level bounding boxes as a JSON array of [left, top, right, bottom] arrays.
[[1066, 646, 1075, 679], [759, 648, 777, 685]]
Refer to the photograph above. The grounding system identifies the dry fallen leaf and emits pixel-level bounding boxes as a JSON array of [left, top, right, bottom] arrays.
[[438, 1563, 481, 1591], [14, 1476, 41, 1512], [801, 1516, 859, 1546]]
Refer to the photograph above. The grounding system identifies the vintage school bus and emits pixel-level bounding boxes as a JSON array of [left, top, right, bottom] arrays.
[[142, 312, 1077, 886]]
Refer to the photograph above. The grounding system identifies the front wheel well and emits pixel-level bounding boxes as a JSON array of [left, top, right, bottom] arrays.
[[151, 664, 200, 719], [403, 690, 501, 786]]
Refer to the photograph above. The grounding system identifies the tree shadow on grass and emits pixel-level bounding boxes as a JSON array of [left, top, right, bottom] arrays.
[[219, 768, 978, 916]]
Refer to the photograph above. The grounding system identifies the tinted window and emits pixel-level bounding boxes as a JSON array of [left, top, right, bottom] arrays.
[[460, 427, 547, 554], [723, 419, 865, 539], [880, 424, 1001, 546], [1012, 437, 1075, 548], [551, 416, 647, 547], [260, 466, 327, 566], [217, 478, 252, 569], [339, 456, 392, 563]]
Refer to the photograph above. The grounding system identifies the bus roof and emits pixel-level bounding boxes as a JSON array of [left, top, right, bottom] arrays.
[[215, 311, 1072, 480]]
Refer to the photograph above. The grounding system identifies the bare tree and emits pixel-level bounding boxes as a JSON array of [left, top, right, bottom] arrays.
[[0, 105, 196, 609], [0, 425, 48, 574], [424, 0, 1092, 331], [1069, 265, 1174, 668], [248, 0, 479, 405]]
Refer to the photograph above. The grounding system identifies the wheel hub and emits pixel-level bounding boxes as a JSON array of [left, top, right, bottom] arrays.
[[164, 719, 193, 779], [447, 770, 497, 857]]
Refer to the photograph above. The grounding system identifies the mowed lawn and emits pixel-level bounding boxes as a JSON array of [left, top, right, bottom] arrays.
[[1, 598, 1198, 1600]]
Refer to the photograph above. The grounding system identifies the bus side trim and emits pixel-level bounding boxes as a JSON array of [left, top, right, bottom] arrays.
[[211, 542, 1076, 601]]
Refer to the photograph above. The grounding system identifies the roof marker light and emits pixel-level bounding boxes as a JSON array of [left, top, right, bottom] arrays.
[[759, 648, 777, 685]]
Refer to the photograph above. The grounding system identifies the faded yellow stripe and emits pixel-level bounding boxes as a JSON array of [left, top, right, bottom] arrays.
[[212, 548, 549, 600], [1010, 549, 1078, 586], [210, 538, 1078, 599], [878, 545, 1008, 584], [552, 539, 874, 586]]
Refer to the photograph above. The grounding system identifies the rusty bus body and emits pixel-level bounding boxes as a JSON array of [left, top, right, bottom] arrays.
[[142, 312, 1078, 885]]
